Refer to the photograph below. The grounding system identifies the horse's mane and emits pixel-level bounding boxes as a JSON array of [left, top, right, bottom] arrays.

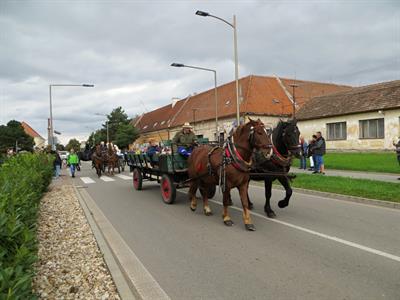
[[272, 120, 285, 142], [233, 119, 262, 140]]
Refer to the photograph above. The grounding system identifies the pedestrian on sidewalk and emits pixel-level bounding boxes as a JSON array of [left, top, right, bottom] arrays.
[[313, 131, 326, 174], [53, 150, 62, 179], [308, 135, 317, 171], [67, 148, 79, 178], [299, 136, 308, 170], [393, 138, 400, 180]]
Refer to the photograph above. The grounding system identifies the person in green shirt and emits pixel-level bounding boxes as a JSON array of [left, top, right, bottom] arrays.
[[172, 122, 198, 157], [67, 148, 79, 178]]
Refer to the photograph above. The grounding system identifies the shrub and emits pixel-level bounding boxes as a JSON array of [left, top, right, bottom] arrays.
[[0, 153, 53, 299]]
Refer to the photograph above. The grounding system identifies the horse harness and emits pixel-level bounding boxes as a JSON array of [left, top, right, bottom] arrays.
[[206, 123, 295, 192]]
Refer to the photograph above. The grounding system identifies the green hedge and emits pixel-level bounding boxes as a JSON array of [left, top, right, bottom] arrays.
[[0, 153, 53, 299]]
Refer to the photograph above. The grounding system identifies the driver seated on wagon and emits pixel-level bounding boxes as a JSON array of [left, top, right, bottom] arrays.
[[172, 122, 198, 158]]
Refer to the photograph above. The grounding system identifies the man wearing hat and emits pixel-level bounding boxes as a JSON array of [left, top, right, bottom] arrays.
[[172, 122, 198, 157]]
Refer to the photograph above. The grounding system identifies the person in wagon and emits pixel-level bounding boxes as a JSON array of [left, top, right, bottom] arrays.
[[172, 122, 198, 157]]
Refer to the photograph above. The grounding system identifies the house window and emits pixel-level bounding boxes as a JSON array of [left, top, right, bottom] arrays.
[[359, 118, 384, 139], [327, 122, 347, 140]]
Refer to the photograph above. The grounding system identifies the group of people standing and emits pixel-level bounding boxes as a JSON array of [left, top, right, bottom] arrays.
[[52, 149, 80, 179], [299, 131, 326, 174]]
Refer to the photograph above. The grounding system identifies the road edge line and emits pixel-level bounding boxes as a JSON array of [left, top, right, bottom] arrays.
[[251, 183, 400, 210], [74, 186, 170, 300]]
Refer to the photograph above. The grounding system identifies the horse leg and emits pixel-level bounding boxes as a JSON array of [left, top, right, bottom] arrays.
[[247, 179, 254, 210], [200, 186, 212, 216], [188, 181, 198, 212], [277, 176, 292, 208], [222, 190, 233, 226], [264, 177, 276, 218], [238, 182, 255, 231]]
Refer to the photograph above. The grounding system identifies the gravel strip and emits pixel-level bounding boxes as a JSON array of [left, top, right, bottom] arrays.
[[33, 179, 120, 299]]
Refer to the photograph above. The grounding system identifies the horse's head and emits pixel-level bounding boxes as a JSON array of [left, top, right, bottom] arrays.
[[234, 118, 271, 156], [276, 118, 301, 158]]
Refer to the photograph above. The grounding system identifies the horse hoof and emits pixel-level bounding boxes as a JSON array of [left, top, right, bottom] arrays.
[[224, 220, 234, 226], [278, 200, 289, 208], [245, 224, 256, 231], [204, 210, 213, 216], [190, 206, 196, 212], [266, 211, 276, 218]]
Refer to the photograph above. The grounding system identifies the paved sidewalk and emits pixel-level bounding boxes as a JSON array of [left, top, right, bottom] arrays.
[[291, 168, 399, 183]]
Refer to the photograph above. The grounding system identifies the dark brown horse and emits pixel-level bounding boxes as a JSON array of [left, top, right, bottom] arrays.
[[187, 119, 271, 231], [250, 119, 301, 217], [92, 145, 104, 177]]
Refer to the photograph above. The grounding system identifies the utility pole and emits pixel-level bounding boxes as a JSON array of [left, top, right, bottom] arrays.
[[289, 82, 299, 118]]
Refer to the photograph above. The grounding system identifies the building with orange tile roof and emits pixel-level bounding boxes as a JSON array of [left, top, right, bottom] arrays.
[[296, 80, 400, 150], [133, 74, 351, 145], [21, 121, 46, 149]]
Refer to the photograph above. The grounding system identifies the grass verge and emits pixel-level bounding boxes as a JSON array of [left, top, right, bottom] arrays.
[[269, 173, 400, 203], [293, 152, 399, 174]]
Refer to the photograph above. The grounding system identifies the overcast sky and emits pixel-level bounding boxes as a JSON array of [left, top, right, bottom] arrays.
[[1, 0, 399, 144]]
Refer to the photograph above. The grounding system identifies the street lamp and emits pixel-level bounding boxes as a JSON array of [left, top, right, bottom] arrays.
[[94, 114, 124, 144], [171, 62, 219, 141], [196, 10, 240, 125], [49, 83, 94, 150]]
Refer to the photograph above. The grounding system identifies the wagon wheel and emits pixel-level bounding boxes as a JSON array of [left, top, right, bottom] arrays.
[[160, 174, 176, 204], [207, 185, 216, 199], [133, 168, 143, 190]]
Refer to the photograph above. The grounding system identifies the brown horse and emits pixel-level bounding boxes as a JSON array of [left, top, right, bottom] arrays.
[[187, 119, 271, 231], [106, 144, 119, 175], [92, 145, 104, 177]]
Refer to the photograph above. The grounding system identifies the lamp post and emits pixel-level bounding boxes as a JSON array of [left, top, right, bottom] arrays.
[[195, 10, 240, 125], [49, 83, 94, 150], [171, 62, 219, 140]]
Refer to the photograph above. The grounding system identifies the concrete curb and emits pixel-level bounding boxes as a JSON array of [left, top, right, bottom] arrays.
[[268, 184, 400, 210], [74, 185, 170, 300], [73, 185, 136, 300]]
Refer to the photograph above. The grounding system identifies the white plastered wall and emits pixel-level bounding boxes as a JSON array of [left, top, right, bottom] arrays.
[[298, 109, 400, 150]]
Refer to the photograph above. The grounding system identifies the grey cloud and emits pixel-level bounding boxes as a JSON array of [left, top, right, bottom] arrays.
[[1, 0, 399, 143]]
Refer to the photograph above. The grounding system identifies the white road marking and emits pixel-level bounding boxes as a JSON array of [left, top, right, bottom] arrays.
[[100, 176, 115, 182], [250, 184, 400, 213], [81, 177, 95, 184], [208, 198, 400, 263], [115, 174, 131, 180]]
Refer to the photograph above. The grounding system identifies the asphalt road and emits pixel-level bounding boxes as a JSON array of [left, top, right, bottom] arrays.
[[73, 162, 400, 300]]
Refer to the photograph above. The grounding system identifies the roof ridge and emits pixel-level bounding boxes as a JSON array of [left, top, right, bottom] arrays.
[[277, 76, 352, 87], [311, 79, 400, 100], [21, 121, 43, 139]]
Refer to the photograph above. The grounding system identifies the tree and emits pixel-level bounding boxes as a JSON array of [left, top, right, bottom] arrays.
[[56, 143, 65, 151], [115, 124, 139, 149], [103, 106, 129, 142], [87, 129, 106, 147], [65, 138, 81, 152], [0, 120, 34, 153]]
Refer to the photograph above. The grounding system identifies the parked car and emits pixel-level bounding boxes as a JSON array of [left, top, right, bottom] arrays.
[[59, 151, 69, 161]]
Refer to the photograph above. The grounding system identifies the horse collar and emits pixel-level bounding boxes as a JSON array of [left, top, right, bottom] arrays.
[[271, 139, 291, 167], [225, 139, 251, 172]]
